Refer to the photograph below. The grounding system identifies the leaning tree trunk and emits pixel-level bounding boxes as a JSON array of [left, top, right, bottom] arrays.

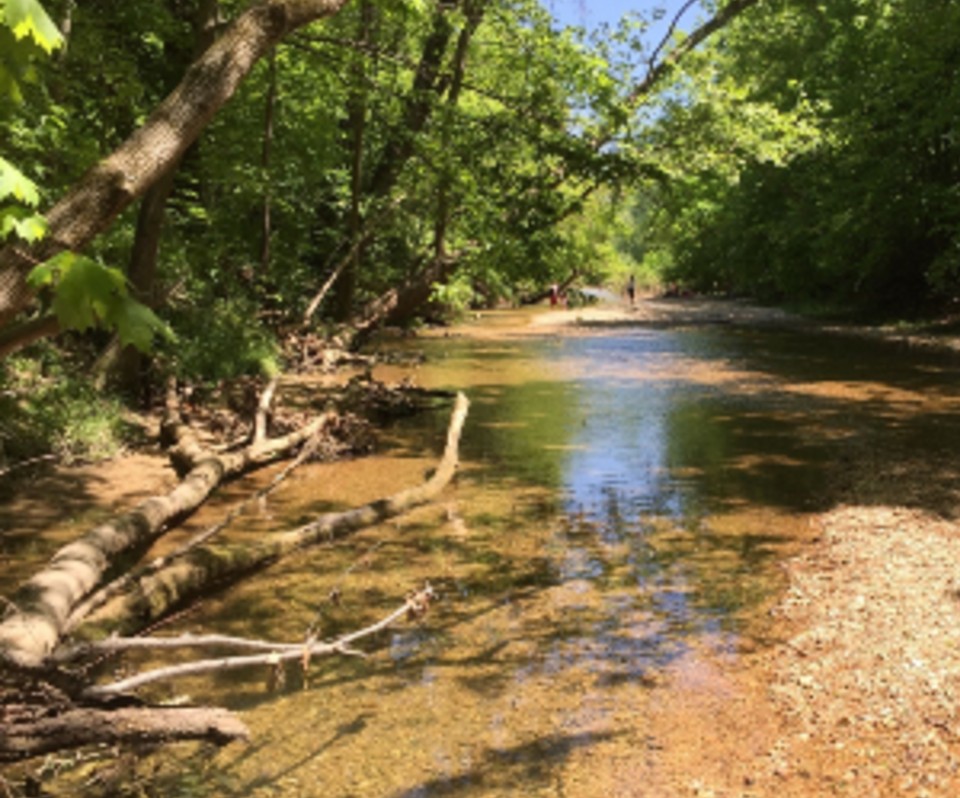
[[0, 0, 353, 340], [336, 254, 458, 349]]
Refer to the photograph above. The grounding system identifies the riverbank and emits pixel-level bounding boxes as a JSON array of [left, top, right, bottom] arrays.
[[532, 295, 960, 354]]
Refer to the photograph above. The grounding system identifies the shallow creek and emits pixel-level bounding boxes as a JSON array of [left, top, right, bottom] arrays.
[[12, 308, 960, 796]]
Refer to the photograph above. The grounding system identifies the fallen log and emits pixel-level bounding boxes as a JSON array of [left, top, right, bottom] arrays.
[[63, 418, 329, 635], [76, 393, 469, 639], [0, 400, 332, 668], [0, 705, 248, 762]]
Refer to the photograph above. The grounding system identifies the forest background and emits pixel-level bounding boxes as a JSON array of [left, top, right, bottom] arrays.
[[0, 0, 957, 467]]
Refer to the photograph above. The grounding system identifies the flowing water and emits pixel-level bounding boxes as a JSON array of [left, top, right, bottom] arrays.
[[12, 307, 960, 796]]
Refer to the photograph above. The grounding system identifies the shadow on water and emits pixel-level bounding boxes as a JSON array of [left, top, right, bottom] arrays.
[[387, 730, 624, 798]]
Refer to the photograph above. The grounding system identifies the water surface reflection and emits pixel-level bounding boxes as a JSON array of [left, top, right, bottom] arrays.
[[147, 314, 960, 797]]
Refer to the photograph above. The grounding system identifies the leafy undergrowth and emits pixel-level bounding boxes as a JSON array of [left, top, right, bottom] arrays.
[[0, 349, 141, 471]]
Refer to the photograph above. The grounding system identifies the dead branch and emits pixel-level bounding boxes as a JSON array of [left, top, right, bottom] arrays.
[[74, 393, 469, 639], [76, 584, 435, 698], [252, 377, 279, 444], [0, 705, 248, 763]]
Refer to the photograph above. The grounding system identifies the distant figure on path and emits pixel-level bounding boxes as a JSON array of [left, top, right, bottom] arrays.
[[626, 274, 636, 307], [549, 283, 559, 306]]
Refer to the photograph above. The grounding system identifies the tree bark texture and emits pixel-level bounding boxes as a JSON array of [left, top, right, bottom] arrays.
[[0, 704, 248, 762], [0, 0, 353, 330]]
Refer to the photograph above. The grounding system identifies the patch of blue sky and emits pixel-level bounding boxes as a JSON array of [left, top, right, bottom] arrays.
[[542, 1, 705, 130]]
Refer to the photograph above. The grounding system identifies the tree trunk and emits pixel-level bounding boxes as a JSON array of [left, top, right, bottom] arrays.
[[0, 407, 331, 668], [97, 0, 224, 394], [0, 704, 248, 762], [107, 166, 179, 395], [334, 1, 373, 322], [364, 4, 455, 199], [260, 48, 278, 272], [0, 0, 353, 334], [433, 0, 484, 260]]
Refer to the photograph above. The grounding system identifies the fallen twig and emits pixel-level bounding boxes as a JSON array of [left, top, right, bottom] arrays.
[[80, 584, 436, 698]]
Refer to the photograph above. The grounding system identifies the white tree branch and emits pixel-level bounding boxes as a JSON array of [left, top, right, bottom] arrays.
[[81, 585, 436, 698]]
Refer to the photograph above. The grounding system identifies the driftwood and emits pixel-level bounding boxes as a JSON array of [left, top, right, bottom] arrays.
[[0, 385, 332, 668], [75, 393, 469, 639], [0, 705, 248, 763], [70, 584, 436, 698]]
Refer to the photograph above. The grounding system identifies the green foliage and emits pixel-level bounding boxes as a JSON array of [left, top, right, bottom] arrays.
[[0, 155, 47, 243], [429, 272, 476, 320], [0, 0, 63, 53], [27, 252, 174, 351], [0, 155, 40, 204], [0, 0, 62, 105], [0, 350, 134, 465], [629, 0, 960, 316], [168, 297, 280, 383]]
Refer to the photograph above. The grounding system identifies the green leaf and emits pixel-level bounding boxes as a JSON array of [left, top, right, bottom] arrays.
[[34, 252, 125, 331], [27, 252, 173, 352], [1, 0, 64, 53], [0, 204, 47, 241], [111, 297, 175, 352], [0, 156, 40, 205]]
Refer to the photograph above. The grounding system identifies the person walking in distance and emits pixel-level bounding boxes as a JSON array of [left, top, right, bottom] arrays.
[[626, 274, 636, 307]]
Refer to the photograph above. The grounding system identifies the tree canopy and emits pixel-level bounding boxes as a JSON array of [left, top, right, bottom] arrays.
[[0, 0, 956, 411], [630, 0, 960, 316]]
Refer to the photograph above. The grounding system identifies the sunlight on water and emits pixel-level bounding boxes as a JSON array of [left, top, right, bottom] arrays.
[[84, 312, 960, 798]]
